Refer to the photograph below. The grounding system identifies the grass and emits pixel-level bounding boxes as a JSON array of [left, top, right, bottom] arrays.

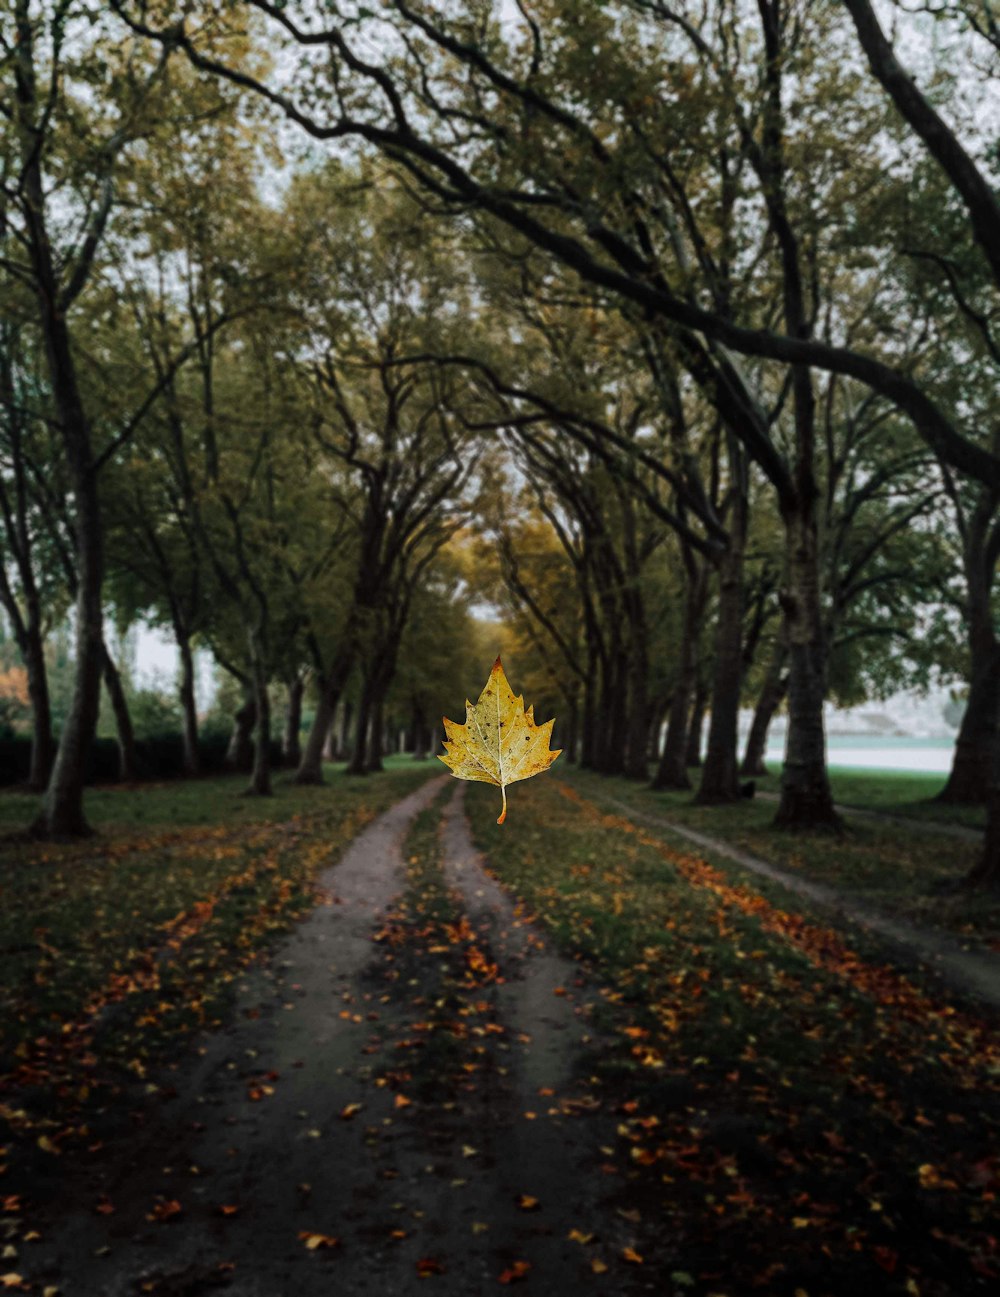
[[0, 752, 430, 833], [562, 765, 999, 946], [792, 763, 985, 830], [372, 785, 492, 1096], [464, 774, 1000, 1295], [0, 757, 439, 1160]]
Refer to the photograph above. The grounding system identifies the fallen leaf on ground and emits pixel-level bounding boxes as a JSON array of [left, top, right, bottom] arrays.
[[298, 1232, 339, 1251], [499, 1260, 531, 1284], [146, 1198, 182, 1222]]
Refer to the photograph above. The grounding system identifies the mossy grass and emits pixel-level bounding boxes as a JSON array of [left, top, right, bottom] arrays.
[[464, 774, 999, 1295], [565, 766, 997, 944]]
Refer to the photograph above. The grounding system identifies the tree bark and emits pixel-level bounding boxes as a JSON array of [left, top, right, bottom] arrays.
[[178, 632, 200, 776], [348, 686, 370, 776], [965, 733, 1000, 888], [563, 695, 579, 765], [33, 418, 103, 837], [596, 651, 628, 775], [696, 526, 745, 804], [412, 703, 429, 760], [653, 686, 691, 791], [685, 681, 708, 768], [368, 693, 385, 773], [16, 8, 104, 838], [580, 644, 599, 769], [246, 656, 272, 796], [226, 692, 256, 772], [296, 652, 352, 784], [652, 560, 705, 790], [337, 699, 353, 760], [939, 537, 998, 803], [941, 655, 1000, 804], [23, 624, 55, 791], [741, 637, 788, 777], [102, 642, 139, 783], [623, 636, 650, 780], [283, 676, 304, 767], [297, 687, 334, 784], [773, 508, 841, 830]]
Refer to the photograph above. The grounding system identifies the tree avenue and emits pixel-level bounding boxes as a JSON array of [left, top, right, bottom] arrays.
[[1, 0, 997, 887]]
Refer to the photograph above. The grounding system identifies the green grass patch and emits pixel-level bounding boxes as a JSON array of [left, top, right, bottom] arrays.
[[464, 775, 1000, 1296], [0, 760, 438, 1136], [753, 761, 986, 829], [568, 767, 998, 945]]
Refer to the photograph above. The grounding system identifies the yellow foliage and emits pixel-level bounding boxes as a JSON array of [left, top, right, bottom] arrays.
[[0, 667, 28, 707]]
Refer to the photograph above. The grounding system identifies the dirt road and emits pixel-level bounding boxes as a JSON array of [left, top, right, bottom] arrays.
[[18, 780, 650, 1296]]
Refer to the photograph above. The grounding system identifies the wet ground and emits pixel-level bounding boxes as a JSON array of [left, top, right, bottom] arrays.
[[14, 779, 654, 1296]]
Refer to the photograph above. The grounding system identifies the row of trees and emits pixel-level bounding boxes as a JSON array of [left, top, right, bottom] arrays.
[[1, 1, 998, 885]]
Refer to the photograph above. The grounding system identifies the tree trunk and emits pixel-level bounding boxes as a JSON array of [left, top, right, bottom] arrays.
[[741, 638, 788, 777], [178, 632, 200, 777], [412, 703, 429, 761], [580, 649, 599, 769], [226, 693, 256, 772], [348, 683, 371, 776], [367, 692, 385, 773], [653, 685, 691, 790], [29, 314, 103, 836], [37, 523, 103, 836], [325, 703, 341, 760], [774, 507, 840, 830], [965, 734, 1000, 888], [696, 530, 745, 805], [653, 547, 705, 790], [624, 647, 650, 779], [296, 653, 352, 784], [564, 696, 579, 765], [19, 22, 104, 838], [283, 676, 304, 767], [23, 623, 54, 792], [685, 681, 708, 768], [297, 687, 333, 784], [246, 658, 272, 796], [597, 652, 628, 775], [940, 661, 1000, 803], [939, 559, 999, 804], [102, 642, 139, 783]]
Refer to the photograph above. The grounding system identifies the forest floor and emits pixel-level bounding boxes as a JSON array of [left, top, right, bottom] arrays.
[[0, 765, 998, 1296]]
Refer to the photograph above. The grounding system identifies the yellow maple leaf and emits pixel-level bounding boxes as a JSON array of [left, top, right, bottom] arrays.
[[439, 657, 561, 824]]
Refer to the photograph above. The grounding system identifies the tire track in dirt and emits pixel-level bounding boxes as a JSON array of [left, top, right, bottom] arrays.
[[19, 777, 446, 1296], [17, 778, 657, 1296]]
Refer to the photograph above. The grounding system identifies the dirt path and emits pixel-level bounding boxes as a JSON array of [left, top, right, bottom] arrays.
[[601, 794, 1000, 1011], [18, 779, 650, 1296]]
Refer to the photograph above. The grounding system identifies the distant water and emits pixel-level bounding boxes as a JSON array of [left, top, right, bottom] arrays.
[[763, 734, 955, 774]]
